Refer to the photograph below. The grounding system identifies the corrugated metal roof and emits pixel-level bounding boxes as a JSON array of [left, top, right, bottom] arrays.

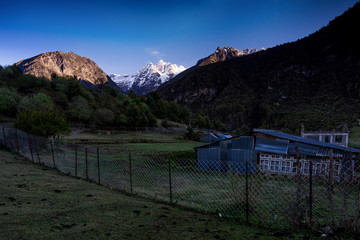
[[232, 137, 254, 149], [255, 137, 288, 154], [254, 129, 360, 153]]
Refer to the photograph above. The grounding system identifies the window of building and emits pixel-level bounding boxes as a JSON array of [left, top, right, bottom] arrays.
[[270, 160, 280, 172], [260, 160, 269, 171], [333, 162, 340, 177], [307, 135, 320, 141], [281, 161, 292, 173], [335, 135, 343, 143], [324, 135, 330, 143], [303, 162, 310, 175], [315, 163, 322, 175]]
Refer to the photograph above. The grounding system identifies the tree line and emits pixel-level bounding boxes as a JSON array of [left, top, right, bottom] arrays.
[[0, 65, 226, 137]]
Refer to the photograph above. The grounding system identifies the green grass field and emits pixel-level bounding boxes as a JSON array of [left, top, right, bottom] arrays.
[[63, 131, 203, 155], [350, 126, 360, 148], [19, 137, 360, 232], [0, 150, 319, 239], [64, 131, 187, 144]]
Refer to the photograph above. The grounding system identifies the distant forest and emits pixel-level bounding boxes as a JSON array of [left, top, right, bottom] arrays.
[[0, 65, 226, 137]]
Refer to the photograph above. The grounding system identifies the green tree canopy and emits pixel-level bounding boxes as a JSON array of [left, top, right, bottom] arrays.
[[67, 96, 92, 122], [15, 109, 70, 137], [17, 93, 54, 113], [0, 87, 20, 115], [93, 108, 115, 126]]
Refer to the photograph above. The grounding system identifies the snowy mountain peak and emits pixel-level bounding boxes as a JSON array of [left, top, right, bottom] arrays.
[[110, 60, 186, 95]]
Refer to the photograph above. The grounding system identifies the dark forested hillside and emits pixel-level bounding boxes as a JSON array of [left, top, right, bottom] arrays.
[[157, 2, 360, 133]]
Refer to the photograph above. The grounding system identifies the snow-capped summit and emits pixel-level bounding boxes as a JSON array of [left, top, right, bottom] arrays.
[[110, 60, 186, 95]]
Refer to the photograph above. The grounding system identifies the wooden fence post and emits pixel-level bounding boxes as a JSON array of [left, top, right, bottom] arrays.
[[2, 126, 7, 149], [328, 149, 335, 226], [246, 161, 249, 224], [97, 146, 100, 184], [85, 148, 88, 180], [28, 134, 34, 162], [169, 158, 172, 204], [129, 152, 133, 194], [75, 143, 78, 178], [15, 129, 20, 154], [50, 139, 55, 168], [33, 136, 40, 163], [309, 160, 313, 226]]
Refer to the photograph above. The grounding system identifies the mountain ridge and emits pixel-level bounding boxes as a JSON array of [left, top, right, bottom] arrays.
[[110, 60, 186, 95], [197, 46, 265, 67], [158, 46, 265, 89], [15, 51, 118, 89]]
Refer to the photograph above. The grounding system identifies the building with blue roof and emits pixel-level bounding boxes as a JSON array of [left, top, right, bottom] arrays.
[[195, 129, 359, 180], [199, 131, 233, 142]]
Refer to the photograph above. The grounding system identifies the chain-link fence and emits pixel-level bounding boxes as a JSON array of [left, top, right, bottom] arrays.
[[1, 125, 360, 233]]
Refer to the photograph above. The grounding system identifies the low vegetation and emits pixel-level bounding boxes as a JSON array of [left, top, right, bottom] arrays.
[[0, 150, 318, 239]]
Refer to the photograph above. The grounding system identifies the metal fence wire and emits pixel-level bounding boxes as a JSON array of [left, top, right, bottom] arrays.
[[1, 125, 360, 232]]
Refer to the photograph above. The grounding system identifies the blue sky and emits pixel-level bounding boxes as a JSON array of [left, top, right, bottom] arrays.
[[0, 0, 358, 74]]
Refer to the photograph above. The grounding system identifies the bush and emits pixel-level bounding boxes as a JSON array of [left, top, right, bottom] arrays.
[[67, 96, 92, 122], [161, 119, 169, 128], [15, 109, 70, 137], [185, 126, 201, 140], [0, 88, 20, 115], [93, 108, 115, 126]]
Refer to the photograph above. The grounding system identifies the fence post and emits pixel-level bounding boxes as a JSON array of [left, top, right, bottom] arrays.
[[246, 161, 249, 224], [85, 148, 88, 180], [97, 146, 100, 184], [28, 134, 34, 162], [75, 143, 78, 178], [2, 126, 7, 149], [15, 129, 20, 154], [328, 149, 335, 226], [33, 136, 40, 163], [293, 146, 304, 227], [129, 152, 133, 194], [309, 160, 313, 226], [50, 139, 55, 168], [169, 158, 172, 204]]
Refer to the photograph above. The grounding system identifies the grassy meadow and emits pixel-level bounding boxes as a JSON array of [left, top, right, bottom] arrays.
[[64, 130, 203, 154], [350, 126, 360, 148], [0, 149, 319, 239]]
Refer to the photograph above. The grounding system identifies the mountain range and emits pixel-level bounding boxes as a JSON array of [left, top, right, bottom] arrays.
[[157, 2, 360, 132], [13, 46, 263, 96], [110, 60, 186, 95], [10, 2, 360, 132]]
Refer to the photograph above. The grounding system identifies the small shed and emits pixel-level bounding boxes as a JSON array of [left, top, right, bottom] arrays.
[[196, 136, 257, 173]]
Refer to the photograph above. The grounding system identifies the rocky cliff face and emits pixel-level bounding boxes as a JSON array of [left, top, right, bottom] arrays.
[[16, 51, 112, 87], [196, 46, 265, 67]]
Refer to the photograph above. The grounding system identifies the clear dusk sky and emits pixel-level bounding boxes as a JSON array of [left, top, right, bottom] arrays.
[[0, 0, 358, 74]]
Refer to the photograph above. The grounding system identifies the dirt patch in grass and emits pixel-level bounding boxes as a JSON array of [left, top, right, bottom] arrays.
[[0, 150, 317, 239]]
